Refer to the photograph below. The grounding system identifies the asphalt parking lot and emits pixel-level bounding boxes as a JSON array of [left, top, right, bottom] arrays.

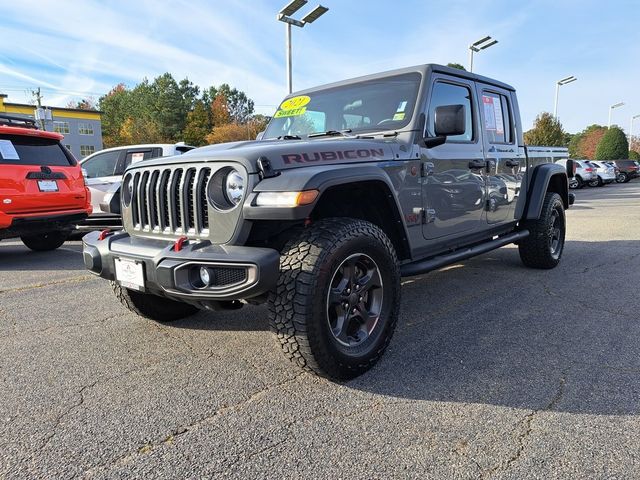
[[1, 182, 639, 479]]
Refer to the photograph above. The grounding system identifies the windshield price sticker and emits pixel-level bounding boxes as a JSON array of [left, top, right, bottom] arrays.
[[0, 139, 20, 160], [274, 107, 307, 118], [279, 95, 311, 111]]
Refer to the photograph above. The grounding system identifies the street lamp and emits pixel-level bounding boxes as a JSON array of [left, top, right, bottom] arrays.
[[608, 102, 625, 128], [277, 0, 329, 94], [468, 36, 498, 73], [630, 114, 640, 144], [553, 75, 577, 118]]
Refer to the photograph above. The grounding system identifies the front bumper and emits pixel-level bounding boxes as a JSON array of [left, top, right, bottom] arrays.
[[82, 231, 280, 302]]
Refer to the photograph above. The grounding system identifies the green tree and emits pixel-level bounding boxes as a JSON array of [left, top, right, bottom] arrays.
[[629, 150, 640, 160], [446, 63, 466, 71], [183, 100, 211, 146], [217, 84, 254, 123], [595, 126, 629, 160], [524, 112, 565, 146]]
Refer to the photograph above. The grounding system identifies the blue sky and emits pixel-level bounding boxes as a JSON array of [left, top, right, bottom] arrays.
[[0, 0, 638, 135]]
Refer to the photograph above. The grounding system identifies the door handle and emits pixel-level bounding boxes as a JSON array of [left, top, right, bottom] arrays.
[[468, 159, 486, 169], [505, 159, 520, 167]]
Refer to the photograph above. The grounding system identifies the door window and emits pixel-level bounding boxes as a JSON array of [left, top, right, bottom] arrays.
[[82, 150, 121, 178], [481, 92, 512, 144], [427, 82, 474, 142]]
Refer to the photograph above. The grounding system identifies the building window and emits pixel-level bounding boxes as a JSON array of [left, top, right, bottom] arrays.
[[78, 123, 94, 135], [53, 121, 70, 134], [80, 145, 96, 157]]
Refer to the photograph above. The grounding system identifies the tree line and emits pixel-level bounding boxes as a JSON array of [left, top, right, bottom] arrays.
[[524, 112, 637, 160], [92, 73, 269, 148]]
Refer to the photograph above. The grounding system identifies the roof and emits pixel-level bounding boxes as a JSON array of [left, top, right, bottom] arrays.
[[289, 63, 516, 97], [0, 125, 64, 140]]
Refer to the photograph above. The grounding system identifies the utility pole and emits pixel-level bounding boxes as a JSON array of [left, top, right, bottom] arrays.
[[32, 87, 45, 130]]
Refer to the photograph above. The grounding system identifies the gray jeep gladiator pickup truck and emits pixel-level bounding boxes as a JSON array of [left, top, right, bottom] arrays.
[[83, 64, 574, 379]]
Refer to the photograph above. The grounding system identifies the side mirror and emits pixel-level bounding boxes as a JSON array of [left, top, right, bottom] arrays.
[[435, 104, 466, 137], [420, 104, 466, 149], [565, 159, 576, 178]]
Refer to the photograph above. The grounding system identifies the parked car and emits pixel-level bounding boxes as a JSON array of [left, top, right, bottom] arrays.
[[556, 159, 595, 189], [79, 143, 194, 228], [84, 63, 573, 379], [587, 161, 616, 186], [612, 160, 640, 183], [0, 114, 91, 250]]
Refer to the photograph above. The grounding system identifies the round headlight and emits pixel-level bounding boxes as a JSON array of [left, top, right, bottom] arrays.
[[224, 169, 244, 206], [122, 175, 134, 207]]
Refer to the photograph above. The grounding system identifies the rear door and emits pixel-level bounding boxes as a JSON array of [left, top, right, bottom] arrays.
[[0, 133, 87, 214], [476, 85, 525, 224], [82, 150, 124, 214], [421, 76, 486, 239], [119, 148, 161, 173]]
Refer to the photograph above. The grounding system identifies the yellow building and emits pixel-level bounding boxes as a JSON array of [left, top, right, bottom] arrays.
[[0, 94, 103, 159]]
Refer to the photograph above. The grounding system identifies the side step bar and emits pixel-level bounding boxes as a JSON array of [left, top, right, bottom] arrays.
[[400, 230, 530, 277]]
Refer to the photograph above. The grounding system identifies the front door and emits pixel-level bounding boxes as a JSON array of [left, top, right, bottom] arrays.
[[82, 150, 124, 214], [476, 86, 525, 224], [421, 76, 486, 239]]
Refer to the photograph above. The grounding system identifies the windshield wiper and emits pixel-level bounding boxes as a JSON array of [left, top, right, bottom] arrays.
[[307, 129, 353, 138], [276, 135, 302, 140]]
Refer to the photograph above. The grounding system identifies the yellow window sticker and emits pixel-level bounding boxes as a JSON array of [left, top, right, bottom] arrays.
[[393, 112, 405, 121], [274, 107, 307, 118], [279, 95, 311, 111]]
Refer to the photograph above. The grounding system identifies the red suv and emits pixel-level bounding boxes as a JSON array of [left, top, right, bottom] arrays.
[[0, 115, 91, 250]]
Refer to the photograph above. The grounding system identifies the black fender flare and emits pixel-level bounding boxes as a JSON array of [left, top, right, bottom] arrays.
[[524, 163, 569, 220], [243, 163, 406, 222]]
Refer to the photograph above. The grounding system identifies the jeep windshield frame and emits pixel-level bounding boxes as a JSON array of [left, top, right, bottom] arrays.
[[263, 72, 422, 140]]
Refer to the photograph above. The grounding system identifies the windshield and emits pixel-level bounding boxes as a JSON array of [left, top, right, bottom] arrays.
[[264, 72, 421, 139]]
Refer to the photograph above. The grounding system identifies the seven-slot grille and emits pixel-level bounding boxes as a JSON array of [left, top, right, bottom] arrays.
[[130, 167, 212, 236]]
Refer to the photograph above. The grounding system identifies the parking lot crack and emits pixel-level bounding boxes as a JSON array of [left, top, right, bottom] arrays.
[[483, 373, 566, 478], [0, 275, 94, 295]]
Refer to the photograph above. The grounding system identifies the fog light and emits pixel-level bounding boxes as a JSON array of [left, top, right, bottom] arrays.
[[199, 267, 211, 286]]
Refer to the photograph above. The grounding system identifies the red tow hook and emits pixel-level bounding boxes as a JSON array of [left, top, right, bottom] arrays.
[[173, 236, 188, 252], [98, 229, 113, 241]]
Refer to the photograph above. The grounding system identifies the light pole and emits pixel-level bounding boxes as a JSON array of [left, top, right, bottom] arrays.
[[608, 102, 625, 128], [468, 36, 498, 73], [277, 0, 329, 94], [630, 114, 640, 145], [553, 75, 577, 118]]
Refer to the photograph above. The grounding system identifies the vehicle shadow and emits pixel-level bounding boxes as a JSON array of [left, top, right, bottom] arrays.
[[0, 240, 87, 272], [345, 240, 640, 416]]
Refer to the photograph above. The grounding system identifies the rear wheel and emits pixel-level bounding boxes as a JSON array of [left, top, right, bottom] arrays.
[[21, 231, 68, 251], [616, 172, 628, 183], [268, 218, 401, 380], [111, 282, 199, 322], [518, 192, 565, 269]]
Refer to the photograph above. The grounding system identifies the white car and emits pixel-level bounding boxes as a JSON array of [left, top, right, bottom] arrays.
[[555, 159, 596, 189], [587, 161, 616, 186], [79, 143, 194, 228]]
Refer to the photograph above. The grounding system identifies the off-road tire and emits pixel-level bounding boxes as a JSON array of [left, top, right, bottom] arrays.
[[21, 231, 69, 251], [268, 218, 401, 380], [518, 192, 565, 269], [111, 282, 199, 322]]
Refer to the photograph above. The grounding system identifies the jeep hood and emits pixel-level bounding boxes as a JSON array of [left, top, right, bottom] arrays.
[[127, 137, 404, 174]]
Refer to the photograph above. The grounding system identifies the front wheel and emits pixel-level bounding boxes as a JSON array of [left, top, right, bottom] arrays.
[[268, 218, 401, 380], [111, 282, 200, 322], [21, 231, 69, 251], [518, 192, 566, 269]]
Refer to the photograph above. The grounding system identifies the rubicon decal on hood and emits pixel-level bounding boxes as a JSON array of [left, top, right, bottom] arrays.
[[282, 149, 386, 164]]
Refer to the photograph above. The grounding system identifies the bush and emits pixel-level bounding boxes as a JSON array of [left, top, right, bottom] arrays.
[[629, 150, 640, 160], [595, 126, 629, 160]]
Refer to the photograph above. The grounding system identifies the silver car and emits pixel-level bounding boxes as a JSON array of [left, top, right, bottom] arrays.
[[587, 161, 616, 186], [556, 159, 596, 189], [80, 143, 194, 228]]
